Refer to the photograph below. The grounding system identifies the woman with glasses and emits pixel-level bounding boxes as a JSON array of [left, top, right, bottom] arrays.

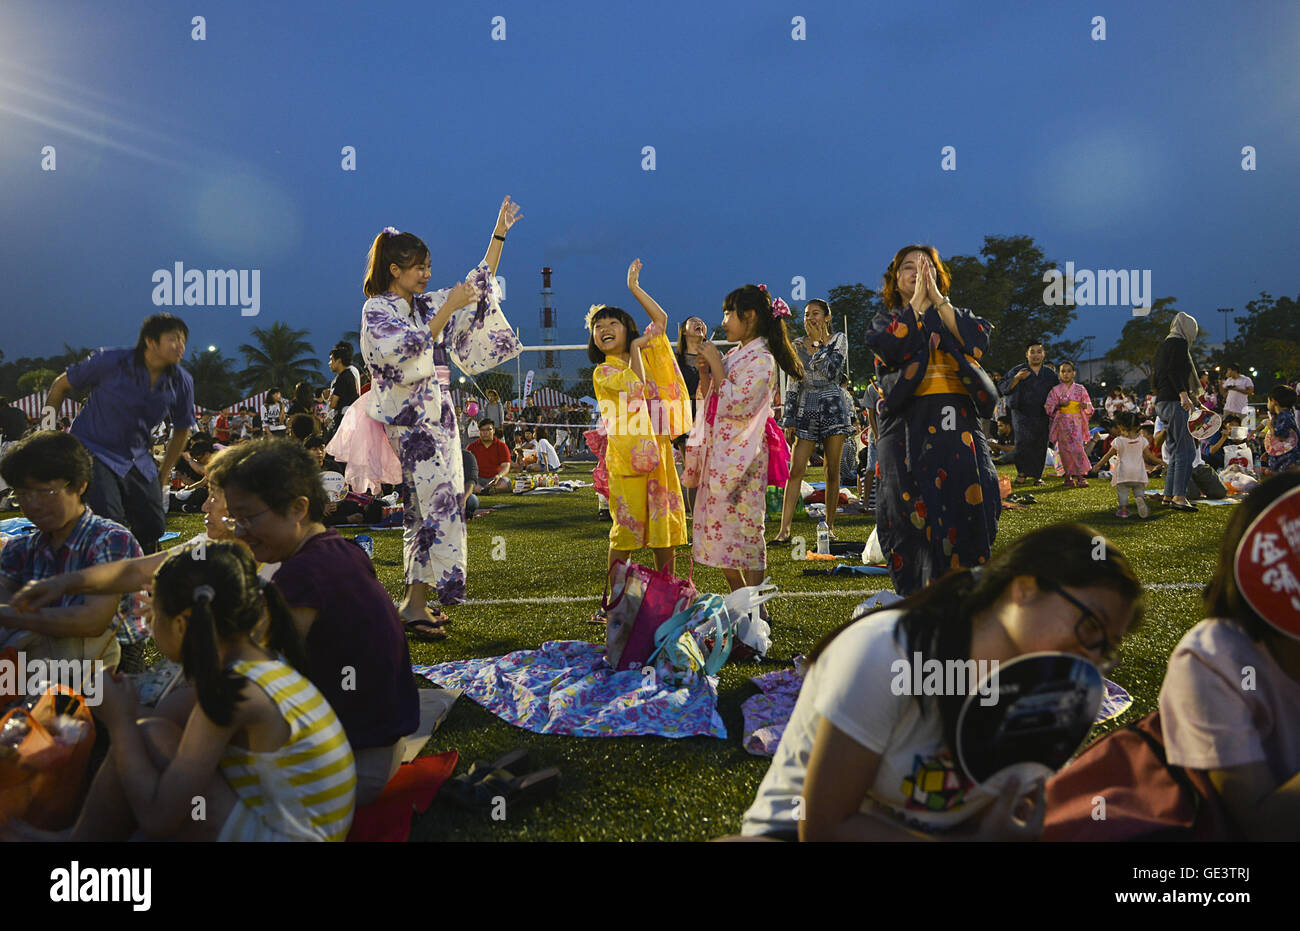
[[739, 522, 1142, 841]]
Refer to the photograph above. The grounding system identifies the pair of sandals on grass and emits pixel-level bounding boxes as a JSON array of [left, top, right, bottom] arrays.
[[440, 748, 560, 811], [1013, 474, 1049, 486]]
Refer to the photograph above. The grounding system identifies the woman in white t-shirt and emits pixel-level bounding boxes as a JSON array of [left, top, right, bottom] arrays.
[[740, 522, 1143, 841], [1157, 473, 1300, 841]]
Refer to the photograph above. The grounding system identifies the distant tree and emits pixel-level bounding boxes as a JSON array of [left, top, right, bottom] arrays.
[[943, 235, 1081, 372], [187, 349, 241, 410], [16, 368, 59, 394], [1104, 297, 1183, 385], [1221, 293, 1300, 392], [569, 365, 596, 398], [237, 323, 320, 395], [1097, 363, 1127, 390], [824, 283, 886, 380], [542, 371, 567, 392], [831, 235, 1081, 378]]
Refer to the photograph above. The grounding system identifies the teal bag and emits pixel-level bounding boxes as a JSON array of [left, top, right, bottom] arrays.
[[645, 595, 734, 688]]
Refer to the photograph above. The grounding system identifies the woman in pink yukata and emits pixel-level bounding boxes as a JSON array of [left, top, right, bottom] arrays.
[[686, 285, 804, 606], [1045, 361, 1095, 487], [359, 198, 523, 640]]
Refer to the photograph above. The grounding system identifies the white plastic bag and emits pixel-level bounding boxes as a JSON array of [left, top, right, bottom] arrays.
[[863, 526, 886, 565]]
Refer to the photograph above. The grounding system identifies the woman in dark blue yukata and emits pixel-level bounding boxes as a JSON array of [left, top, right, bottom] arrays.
[[864, 245, 1002, 597]]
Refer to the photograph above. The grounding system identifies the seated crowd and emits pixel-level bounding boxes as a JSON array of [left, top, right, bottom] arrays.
[[1, 413, 1297, 841]]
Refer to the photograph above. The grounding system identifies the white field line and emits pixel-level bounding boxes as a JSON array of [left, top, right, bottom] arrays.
[[458, 581, 1203, 606]]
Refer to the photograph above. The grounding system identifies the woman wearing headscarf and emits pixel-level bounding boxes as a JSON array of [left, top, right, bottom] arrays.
[[1151, 311, 1204, 512]]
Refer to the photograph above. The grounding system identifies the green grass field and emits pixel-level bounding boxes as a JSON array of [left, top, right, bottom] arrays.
[[107, 464, 1233, 840]]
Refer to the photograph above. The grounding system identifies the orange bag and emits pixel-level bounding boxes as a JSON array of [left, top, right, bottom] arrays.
[[0, 684, 97, 829]]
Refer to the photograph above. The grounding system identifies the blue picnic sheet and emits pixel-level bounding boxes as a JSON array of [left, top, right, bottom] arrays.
[[413, 639, 726, 739]]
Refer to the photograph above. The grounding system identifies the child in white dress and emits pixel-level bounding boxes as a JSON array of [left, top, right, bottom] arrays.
[[1092, 411, 1165, 518]]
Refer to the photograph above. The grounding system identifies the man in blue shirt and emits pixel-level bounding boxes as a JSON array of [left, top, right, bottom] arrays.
[[45, 314, 195, 556]]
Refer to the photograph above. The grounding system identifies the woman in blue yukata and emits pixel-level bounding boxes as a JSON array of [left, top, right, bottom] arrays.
[[360, 197, 523, 639], [864, 245, 1002, 598]]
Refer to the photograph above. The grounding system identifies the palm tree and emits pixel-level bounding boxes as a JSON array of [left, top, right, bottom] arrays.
[[237, 323, 321, 395], [187, 348, 241, 410]]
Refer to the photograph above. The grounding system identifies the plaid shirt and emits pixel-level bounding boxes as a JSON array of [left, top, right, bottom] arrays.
[[0, 507, 149, 647]]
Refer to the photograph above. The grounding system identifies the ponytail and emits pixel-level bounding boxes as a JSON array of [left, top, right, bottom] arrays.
[[153, 540, 294, 727], [183, 590, 247, 727], [363, 229, 431, 298]]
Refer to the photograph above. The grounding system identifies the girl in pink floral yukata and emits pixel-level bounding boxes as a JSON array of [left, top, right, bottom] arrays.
[[685, 285, 804, 605], [1045, 361, 1095, 487]]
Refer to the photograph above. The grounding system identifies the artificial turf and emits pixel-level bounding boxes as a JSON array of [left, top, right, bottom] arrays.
[[54, 462, 1232, 841]]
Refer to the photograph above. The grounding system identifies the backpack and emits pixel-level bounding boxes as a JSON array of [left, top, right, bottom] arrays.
[[1042, 711, 1241, 841]]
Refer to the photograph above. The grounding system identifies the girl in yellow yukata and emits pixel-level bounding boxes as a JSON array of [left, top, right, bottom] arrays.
[[588, 259, 691, 576]]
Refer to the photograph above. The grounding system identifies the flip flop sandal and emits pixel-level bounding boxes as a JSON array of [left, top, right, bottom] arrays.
[[1033, 478, 1047, 486], [442, 749, 533, 808], [403, 618, 448, 642], [590, 608, 609, 626], [465, 767, 562, 810]]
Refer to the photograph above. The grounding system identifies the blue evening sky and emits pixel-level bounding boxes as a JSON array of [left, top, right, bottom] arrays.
[[1, 0, 1296, 382]]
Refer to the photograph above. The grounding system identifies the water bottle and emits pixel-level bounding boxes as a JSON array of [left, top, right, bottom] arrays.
[[816, 518, 830, 555], [354, 534, 374, 559]]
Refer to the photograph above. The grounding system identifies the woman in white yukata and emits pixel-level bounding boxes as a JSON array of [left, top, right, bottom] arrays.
[[360, 197, 523, 638]]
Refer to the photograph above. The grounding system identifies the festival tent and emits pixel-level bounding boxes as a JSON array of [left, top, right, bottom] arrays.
[[12, 390, 82, 422], [508, 388, 578, 409]]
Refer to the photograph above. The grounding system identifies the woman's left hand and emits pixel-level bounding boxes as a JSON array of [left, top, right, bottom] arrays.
[[494, 196, 522, 236]]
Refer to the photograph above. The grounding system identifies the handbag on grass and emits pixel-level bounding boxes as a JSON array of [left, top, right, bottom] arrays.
[[0, 684, 97, 829], [603, 558, 698, 672]]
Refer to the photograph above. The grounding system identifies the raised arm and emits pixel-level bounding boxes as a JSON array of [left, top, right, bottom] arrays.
[[626, 259, 668, 333], [480, 196, 522, 278]]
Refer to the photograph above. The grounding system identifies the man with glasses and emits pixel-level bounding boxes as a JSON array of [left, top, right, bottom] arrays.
[[0, 432, 144, 669]]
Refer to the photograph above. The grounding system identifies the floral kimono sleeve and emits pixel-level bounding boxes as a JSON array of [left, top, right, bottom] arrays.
[[444, 264, 524, 375], [362, 299, 437, 385]]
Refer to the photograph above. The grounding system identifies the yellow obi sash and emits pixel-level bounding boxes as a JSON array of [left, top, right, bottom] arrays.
[[1059, 401, 1082, 413], [915, 346, 967, 396]]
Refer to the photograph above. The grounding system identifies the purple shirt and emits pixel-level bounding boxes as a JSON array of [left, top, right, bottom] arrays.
[[271, 529, 420, 751], [66, 348, 196, 480]]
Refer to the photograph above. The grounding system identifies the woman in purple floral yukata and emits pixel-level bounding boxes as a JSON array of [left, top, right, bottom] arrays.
[[360, 197, 523, 640]]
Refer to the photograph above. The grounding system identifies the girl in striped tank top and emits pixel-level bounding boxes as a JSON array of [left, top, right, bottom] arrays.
[[31, 541, 356, 841]]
